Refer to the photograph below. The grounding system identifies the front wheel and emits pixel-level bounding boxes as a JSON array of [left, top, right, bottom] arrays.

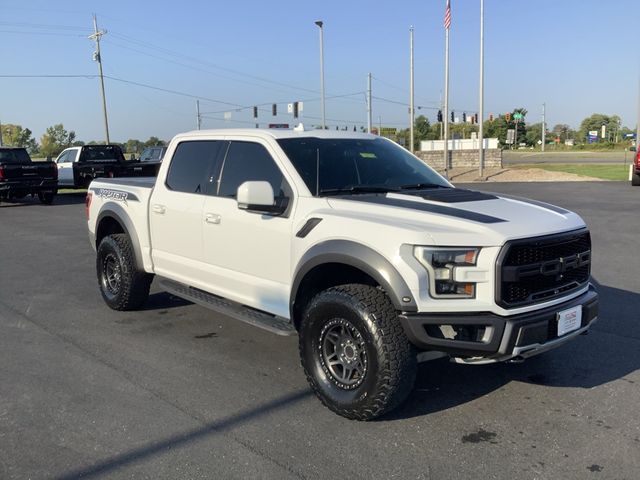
[[299, 284, 416, 420], [97, 234, 152, 310], [632, 172, 640, 186]]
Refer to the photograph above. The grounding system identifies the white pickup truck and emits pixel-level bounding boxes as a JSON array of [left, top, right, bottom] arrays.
[[86, 127, 598, 420]]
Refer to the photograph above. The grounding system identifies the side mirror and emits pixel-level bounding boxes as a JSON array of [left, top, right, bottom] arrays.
[[237, 181, 285, 215]]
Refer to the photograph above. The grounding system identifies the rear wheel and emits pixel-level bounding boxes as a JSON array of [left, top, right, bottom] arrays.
[[299, 284, 416, 420], [632, 172, 640, 186], [37, 190, 56, 205], [97, 234, 152, 310]]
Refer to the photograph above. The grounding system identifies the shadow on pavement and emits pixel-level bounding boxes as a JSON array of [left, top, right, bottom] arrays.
[[53, 192, 87, 205], [140, 292, 193, 311], [385, 279, 640, 421], [57, 389, 312, 480]]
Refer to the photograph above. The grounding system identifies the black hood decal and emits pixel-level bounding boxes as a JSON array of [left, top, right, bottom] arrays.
[[341, 195, 507, 224], [408, 188, 497, 203], [491, 193, 569, 214]]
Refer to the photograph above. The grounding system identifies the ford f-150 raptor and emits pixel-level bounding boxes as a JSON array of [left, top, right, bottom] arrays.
[[86, 127, 598, 420]]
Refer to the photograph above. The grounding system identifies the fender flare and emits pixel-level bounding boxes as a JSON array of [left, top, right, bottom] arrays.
[[290, 240, 418, 317], [95, 204, 144, 271]]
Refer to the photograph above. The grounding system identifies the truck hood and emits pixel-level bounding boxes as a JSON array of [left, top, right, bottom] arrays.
[[325, 188, 586, 246]]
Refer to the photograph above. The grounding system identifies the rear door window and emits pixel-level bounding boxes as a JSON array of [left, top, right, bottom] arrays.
[[165, 140, 224, 194]]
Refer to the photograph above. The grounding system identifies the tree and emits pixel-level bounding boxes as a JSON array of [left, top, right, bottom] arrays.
[[551, 124, 575, 143], [578, 114, 621, 143], [2, 123, 38, 153], [508, 108, 528, 146], [484, 116, 509, 145], [525, 122, 544, 146], [125, 139, 145, 155], [39, 124, 76, 158], [144, 136, 164, 148]]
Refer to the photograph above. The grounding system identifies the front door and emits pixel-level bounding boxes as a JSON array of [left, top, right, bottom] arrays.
[[56, 150, 76, 186], [201, 139, 294, 318]]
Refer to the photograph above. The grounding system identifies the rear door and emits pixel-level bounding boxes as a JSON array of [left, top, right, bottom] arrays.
[[149, 140, 225, 286]]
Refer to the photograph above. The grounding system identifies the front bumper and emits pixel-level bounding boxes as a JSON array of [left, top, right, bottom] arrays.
[[399, 286, 598, 363]]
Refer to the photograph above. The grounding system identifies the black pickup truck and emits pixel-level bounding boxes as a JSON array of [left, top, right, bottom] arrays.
[[0, 147, 57, 204], [56, 145, 160, 189]]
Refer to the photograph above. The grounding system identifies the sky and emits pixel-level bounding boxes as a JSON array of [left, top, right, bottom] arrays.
[[1, 0, 638, 143]]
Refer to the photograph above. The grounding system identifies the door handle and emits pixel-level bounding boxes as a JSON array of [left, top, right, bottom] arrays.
[[152, 204, 166, 214], [205, 213, 221, 224]]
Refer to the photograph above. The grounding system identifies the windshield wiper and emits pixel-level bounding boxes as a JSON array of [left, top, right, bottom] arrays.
[[319, 185, 399, 197], [398, 183, 450, 191]]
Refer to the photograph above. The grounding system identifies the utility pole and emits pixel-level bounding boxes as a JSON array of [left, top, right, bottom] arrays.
[[0, 120, 3, 146], [378, 115, 382, 137], [89, 14, 110, 144], [541, 103, 546, 152], [409, 26, 415, 152], [478, 0, 485, 178], [367, 73, 372, 133], [636, 77, 639, 152], [196, 100, 202, 130], [315, 21, 326, 129]]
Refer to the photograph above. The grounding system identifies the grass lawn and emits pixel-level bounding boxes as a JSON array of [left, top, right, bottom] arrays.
[[58, 189, 86, 194], [513, 163, 629, 181]]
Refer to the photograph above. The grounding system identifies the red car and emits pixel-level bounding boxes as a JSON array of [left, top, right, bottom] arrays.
[[633, 150, 640, 186]]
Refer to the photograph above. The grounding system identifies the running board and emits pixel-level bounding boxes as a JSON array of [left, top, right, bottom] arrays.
[[158, 278, 296, 336]]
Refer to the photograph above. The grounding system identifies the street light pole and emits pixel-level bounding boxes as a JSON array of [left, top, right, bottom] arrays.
[[541, 102, 546, 152], [315, 21, 326, 130], [367, 73, 372, 133]]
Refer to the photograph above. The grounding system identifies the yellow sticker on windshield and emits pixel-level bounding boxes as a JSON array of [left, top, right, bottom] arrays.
[[359, 152, 377, 158]]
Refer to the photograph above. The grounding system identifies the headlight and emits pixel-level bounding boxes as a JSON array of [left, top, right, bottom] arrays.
[[414, 247, 479, 298]]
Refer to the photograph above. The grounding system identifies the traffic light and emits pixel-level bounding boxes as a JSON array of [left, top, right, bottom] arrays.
[[293, 101, 299, 119], [489, 113, 494, 122], [474, 113, 478, 124], [272, 104, 277, 116], [451, 111, 455, 123], [437, 110, 443, 123], [505, 112, 511, 122], [462, 112, 467, 123], [253, 106, 258, 118]]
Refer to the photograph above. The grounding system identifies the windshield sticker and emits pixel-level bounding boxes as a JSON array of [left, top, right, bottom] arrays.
[[359, 152, 377, 159]]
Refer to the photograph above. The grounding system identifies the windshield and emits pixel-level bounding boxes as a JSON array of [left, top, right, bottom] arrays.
[[0, 148, 31, 164], [277, 137, 449, 196]]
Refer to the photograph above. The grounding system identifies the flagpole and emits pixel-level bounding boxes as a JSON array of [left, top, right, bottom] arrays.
[[409, 26, 415, 153], [443, 0, 451, 179], [478, 0, 485, 178]]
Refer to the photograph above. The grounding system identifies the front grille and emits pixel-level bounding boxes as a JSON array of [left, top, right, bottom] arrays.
[[497, 229, 591, 308]]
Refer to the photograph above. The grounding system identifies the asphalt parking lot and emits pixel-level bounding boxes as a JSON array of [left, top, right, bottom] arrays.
[[1, 181, 638, 479]]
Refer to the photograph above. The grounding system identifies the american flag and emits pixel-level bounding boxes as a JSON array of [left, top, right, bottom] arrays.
[[444, 0, 451, 30]]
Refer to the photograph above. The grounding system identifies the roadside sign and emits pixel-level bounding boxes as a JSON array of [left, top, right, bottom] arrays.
[[513, 113, 524, 120], [506, 129, 515, 144]]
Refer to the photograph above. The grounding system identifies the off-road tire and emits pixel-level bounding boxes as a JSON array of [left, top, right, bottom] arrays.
[[299, 284, 416, 420], [97, 234, 152, 310], [37, 190, 55, 205], [632, 172, 640, 186]]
